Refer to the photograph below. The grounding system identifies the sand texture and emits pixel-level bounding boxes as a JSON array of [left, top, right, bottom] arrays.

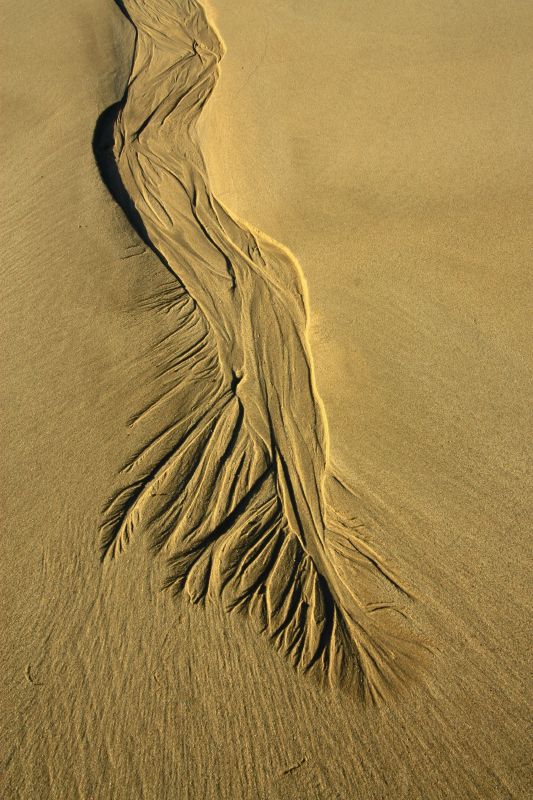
[[2, 0, 532, 798], [96, 0, 423, 700]]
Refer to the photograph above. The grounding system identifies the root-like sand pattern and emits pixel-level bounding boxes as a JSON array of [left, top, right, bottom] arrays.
[[97, 0, 422, 700]]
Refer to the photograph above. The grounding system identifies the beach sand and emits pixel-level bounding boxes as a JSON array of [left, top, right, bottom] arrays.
[[1, 1, 532, 798]]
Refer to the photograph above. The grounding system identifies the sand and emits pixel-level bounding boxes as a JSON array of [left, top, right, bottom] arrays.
[[1, 1, 532, 798]]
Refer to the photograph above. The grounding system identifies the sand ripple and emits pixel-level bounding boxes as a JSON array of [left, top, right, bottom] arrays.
[[97, 0, 424, 700]]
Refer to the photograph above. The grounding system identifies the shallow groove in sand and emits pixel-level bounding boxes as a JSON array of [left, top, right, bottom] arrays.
[[94, 0, 422, 700]]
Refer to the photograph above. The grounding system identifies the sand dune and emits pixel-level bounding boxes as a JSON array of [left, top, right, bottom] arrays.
[[1, 0, 531, 798]]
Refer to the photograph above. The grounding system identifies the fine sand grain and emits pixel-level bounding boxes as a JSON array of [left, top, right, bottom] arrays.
[[1, 1, 532, 798]]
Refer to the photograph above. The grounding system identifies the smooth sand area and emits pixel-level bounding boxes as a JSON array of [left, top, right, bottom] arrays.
[[2, 1, 532, 798]]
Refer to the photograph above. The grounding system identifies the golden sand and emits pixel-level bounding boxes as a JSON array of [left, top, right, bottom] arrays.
[[2, 1, 531, 798]]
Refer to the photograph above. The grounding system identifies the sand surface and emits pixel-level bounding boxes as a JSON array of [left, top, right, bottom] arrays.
[[2, 1, 532, 798]]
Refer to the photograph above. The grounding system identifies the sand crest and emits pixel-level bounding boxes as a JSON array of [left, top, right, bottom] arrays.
[[96, 0, 423, 700]]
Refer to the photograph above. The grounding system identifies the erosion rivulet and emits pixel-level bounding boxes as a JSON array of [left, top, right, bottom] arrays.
[[96, 0, 424, 700]]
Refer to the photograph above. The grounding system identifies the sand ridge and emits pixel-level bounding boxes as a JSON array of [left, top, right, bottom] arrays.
[[95, 0, 424, 700]]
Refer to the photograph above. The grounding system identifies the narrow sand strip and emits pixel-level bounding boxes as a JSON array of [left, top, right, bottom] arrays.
[[96, 0, 424, 700]]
